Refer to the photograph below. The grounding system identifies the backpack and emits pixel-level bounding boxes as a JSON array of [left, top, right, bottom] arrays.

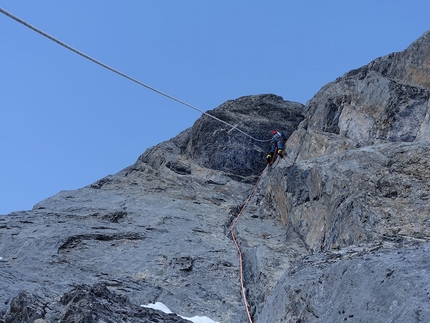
[[279, 131, 287, 141]]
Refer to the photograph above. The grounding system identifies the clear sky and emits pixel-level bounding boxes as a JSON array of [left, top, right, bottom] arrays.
[[1, 1, 429, 214]]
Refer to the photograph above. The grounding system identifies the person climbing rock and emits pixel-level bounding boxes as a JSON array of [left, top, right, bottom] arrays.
[[266, 130, 286, 163]]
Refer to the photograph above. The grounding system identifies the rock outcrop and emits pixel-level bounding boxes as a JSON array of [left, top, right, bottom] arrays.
[[254, 30, 430, 322], [1, 30, 430, 323]]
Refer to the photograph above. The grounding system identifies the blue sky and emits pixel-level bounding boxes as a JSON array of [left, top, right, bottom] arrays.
[[1, 1, 429, 214]]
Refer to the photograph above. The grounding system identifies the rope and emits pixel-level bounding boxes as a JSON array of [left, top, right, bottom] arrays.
[[0, 7, 270, 143], [230, 166, 267, 323]]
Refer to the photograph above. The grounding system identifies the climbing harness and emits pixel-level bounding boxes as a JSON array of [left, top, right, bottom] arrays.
[[230, 166, 267, 323], [0, 7, 270, 143]]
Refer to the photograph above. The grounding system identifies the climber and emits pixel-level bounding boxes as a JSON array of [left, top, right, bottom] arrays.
[[266, 130, 286, 163]]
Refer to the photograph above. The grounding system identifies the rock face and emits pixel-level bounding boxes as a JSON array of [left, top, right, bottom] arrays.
[[138, 94, 304, 182], [0, 95, 305, 323], [255, 30, 430, 322], [1, 31, 430, 323]]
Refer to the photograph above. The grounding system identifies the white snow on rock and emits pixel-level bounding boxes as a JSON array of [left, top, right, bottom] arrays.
[[141, 302, 219, 323]]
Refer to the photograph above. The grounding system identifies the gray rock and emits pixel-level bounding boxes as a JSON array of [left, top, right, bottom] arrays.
[[252, 30, 430, 322], [259, 243, 430, 323], [293, 30, 430, 163], [138, 94, 304, 183], [5, 284, 191, 323], [260, 141, 430, 252], [304, 71, 430, 145], [0, 95, 305, 323], [359, 30, 430, 90]]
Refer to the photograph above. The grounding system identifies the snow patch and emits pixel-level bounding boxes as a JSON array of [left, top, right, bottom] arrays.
[[141, 302, 219, 323]]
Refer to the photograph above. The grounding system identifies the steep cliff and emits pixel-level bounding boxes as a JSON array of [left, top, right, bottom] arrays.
[[1, 31, 430, 323], [254, 30, 430, 322]]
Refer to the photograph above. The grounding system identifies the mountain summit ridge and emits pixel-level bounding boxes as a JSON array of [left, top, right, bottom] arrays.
[[1, 30, 430, 322]]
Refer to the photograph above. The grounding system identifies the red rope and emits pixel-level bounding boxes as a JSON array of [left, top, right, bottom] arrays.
[[230, 167, 267, 323]]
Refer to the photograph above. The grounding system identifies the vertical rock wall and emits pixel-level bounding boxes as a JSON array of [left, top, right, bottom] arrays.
[[255, 30, 430, 322]]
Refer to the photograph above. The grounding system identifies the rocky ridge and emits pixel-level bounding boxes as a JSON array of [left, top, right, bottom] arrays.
[[1, 30, 430, 322]]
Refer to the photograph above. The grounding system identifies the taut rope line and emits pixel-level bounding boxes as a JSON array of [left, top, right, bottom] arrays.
[[0, 7, 270, 143]]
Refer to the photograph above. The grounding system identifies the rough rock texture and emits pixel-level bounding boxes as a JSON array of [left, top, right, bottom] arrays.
[[363, 30, 430, 90], [253, 30, 430, 322], [2, 30, 430, 323], [138, 94, 304, 183], [264, 141, 430, 252], [258, 243, 430, 323], [5, 284, 190, 323], [0, 95, 305, 323]]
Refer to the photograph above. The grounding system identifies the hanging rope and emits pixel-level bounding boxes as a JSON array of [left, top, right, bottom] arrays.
[[230, 165, 267, 323], [0, 7, 270, 143]]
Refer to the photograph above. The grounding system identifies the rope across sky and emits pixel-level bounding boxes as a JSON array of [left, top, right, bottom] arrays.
[[0, 7, 270, 143]]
